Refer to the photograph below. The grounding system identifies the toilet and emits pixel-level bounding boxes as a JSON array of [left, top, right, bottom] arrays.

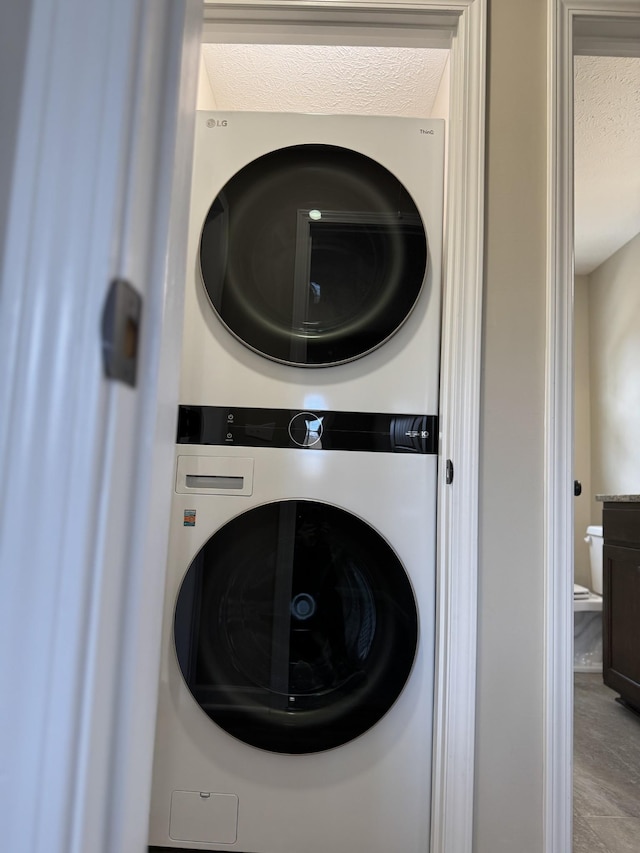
[[574, 524, 603, 671], [584, 524, 603, 595]]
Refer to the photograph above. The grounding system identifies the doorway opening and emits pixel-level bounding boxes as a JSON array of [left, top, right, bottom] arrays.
[[547, 4, 640, 852], [148, 3, 486, 852], [572, 49, 640, 851]]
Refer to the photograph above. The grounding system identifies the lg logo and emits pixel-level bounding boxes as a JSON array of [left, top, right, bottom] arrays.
[[207, 119, 228, 128]]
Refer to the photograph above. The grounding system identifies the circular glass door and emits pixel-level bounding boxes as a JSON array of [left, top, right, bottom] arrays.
[[199, 144, 428, 367], [174, 500, 418, 754]]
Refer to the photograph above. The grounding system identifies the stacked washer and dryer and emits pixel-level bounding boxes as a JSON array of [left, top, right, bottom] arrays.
[[148, 112, 445, 853]]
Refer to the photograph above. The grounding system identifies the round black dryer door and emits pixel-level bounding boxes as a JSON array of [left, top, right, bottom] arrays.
[[199, 145, 428, 366], [174, 500, 419, 754]]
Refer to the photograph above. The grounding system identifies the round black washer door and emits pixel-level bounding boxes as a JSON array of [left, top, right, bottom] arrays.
[[174, 500, 418, 754], [199, 144, 428, 366]]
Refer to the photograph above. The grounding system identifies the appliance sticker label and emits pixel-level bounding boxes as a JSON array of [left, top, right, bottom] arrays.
[[184, 509, 196, 527]]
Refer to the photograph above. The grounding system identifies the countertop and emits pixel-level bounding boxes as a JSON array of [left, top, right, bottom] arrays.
[[596, 494, 640, 502]]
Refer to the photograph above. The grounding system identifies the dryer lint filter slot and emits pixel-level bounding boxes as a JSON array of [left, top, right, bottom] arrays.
[[176, 455, 254, 495]]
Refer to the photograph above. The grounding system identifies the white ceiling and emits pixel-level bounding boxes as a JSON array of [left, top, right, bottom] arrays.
[[201, 46, 640, 276], [201, 44, 449, 116], [574, 55, 640, 275]]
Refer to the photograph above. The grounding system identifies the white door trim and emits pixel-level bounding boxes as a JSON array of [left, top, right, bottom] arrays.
[[201, 3, 485, 852], [545, 4, 640, 851]]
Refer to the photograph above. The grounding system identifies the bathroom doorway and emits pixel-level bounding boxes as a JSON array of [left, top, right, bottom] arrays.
[[572, 52, 640, 594], [572, 48, 640, 851], [546, 4, 640, 851]]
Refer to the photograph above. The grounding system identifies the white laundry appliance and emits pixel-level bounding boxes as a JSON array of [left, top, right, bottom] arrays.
[[147, 406, 438, 853], [180, 111, 445, 415]]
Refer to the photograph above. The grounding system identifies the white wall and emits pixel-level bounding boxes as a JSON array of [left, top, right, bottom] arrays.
[[574, 237, 640, 586], [196, 50, 217, 109], [589, 230, 640, 511], [475, 1, 546, 850], [430, 52, 450, 120], [574, 275, 593, 587]]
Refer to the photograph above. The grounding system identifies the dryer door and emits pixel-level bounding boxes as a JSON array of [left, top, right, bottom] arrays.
[[174, 500, 418, 754], [199, 145, 428, 367]]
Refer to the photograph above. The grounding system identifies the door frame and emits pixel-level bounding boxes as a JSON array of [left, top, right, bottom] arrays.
[[546, 3, 640, 851], [180, 3, 486, 852]]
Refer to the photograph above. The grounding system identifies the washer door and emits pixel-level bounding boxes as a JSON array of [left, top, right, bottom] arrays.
[[199, 144, 428, 366], [174, 500, 418, 754]]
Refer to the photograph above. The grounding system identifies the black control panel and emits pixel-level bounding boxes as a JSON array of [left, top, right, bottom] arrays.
[[177, 405, 438, 454]]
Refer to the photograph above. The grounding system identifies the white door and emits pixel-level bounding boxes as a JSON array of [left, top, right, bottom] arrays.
[[0, 3, 201, 853]]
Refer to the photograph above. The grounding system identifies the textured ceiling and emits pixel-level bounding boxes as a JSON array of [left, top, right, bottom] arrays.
[[201, 44, 449, 117], [574, 55, 640, 275]]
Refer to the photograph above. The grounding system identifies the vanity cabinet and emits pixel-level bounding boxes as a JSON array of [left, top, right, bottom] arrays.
[[602, 501, 640, 712]]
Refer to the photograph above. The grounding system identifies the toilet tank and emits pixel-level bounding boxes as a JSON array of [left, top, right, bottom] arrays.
[[585, 525, 603, 595]]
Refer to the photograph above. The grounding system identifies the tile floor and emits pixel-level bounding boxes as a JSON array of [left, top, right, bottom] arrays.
[[574, 673, 640, 852]]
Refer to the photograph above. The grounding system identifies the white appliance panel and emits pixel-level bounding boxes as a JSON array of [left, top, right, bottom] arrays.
[[180, 112, 445, 414], [149, 445, 436, 852]]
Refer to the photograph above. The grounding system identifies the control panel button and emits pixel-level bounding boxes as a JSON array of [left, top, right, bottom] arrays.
[[288, 412, 324, 448]]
